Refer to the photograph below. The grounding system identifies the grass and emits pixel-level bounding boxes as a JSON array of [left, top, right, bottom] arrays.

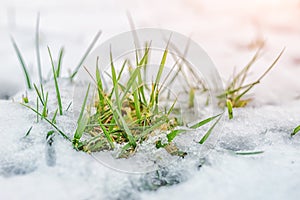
[[235, 150, 264, 155], [48, 46, 63, 115], [75, 43, 222, 158], [292, 125, 300, 136], [22, 102, 72, 142], [13, 24, 222, 159], [221, 48, 285, 119], [11, 36, 32, 90], [13, 24, 292, 163], [56, 47, 64, 78], [10, 25, 232, 160], [11, 21, 103, 148], [73, 84, 91, 149]]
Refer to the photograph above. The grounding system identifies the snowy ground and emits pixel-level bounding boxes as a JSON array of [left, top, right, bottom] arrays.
[[0, 0, 300, 199]]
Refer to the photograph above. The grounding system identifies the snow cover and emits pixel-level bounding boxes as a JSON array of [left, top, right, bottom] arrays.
[[0, 0, 300, 199]]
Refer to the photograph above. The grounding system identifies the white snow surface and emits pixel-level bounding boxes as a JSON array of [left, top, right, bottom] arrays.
[[0, 0, 300, 199]]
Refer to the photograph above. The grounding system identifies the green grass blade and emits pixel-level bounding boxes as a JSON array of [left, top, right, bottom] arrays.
[[292, 125, 300, 136], [167, 98, 177, 116], [199, 115, 222, 144], [51, 109, 58, 124], [70, 30, 102, 79], [10, 36, 32, 89], [120, 66, 141, 102], [46, 130, 55, 141], [48, 46, 63, 115], [42, 92, 48, 118], [133, 87, 141, 120], [167, 129, 185, 143], [40, 83, 45, 102], [56, 47, 64, 78], [226, 99, 233, 119], [190, 113, 222, 129], [149, 46, 168, 107], [138, 43, 151, 66], [35, 13, 43, 84], [22, 93, 29, 103], [115, 109, 136, 148], [95, 58, 105, 109], [136, 45, 151, 104], [155, 47, 168, 87], [77, 84, 90, 124], [36, 97, 39, 122], [110, 49, 121, 111], [33, 84, 44, 106], [65, 101, 72, 112], [98, 118, 115, 149], [166, 114, 223, 143], [235, 150, 264, 155], [135, 46, 139, 66], [117, 59, 127, 81], [25, 126, 33, 137], [73, 84, 91, 146]]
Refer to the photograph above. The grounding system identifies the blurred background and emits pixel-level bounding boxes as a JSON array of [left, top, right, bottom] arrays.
[[0, 0, 299, 104]]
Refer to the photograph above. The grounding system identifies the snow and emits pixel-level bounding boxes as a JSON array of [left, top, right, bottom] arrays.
[[0, 0, 300, 199], [1, 95, 300, 200]]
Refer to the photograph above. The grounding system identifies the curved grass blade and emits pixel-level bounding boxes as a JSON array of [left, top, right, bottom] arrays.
[[73, 84, 91, 147], [10, 36, 32, 89], [234, 48, 285, 104], [190, 113, 222, 129], [51, 109, 58, 124], [292, 125, 300, 136], [21, 103, 71, 142], [25, 126, 33, 137], [33, 84, 45, 106], [167, 129, 185, 143], [199, 114, 222, 144], [167, 113, 222, 143]]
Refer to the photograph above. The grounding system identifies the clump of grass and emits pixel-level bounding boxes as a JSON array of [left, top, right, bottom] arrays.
[[75, 43, 222, 158], [13, 22, 221, 160], [221, 48, 285, 119]]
